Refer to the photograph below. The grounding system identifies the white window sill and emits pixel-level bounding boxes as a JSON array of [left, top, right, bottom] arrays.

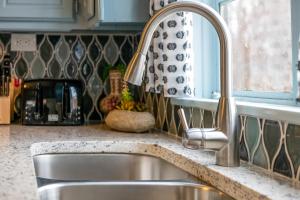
[[171, 97, 300, 125]]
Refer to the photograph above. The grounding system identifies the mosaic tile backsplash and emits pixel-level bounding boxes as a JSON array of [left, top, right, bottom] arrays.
[[140, 92, 300, 182], [0, 32, 138, 123], [1, 32, 300, 184]]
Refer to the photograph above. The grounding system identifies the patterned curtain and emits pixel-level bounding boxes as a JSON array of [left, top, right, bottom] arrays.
[[145, 0, 194, 97]]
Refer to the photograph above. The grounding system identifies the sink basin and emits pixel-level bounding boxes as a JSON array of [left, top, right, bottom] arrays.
[[38, 182, 233, 200], [33, 153, 198, 186], [33, 153, 234, 200]]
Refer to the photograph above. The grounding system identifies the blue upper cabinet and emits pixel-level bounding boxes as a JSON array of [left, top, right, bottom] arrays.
[[0, 0, 149, 31], [0, 0, 75, 22], [100, 0, 149, 24], [81, 0, 149, 31], [0, 0, 76, 31]]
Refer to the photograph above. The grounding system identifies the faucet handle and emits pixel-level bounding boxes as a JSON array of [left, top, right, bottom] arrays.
[[177, 108, 189, 131]]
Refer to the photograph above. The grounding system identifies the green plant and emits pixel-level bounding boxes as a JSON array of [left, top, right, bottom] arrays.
[[102, 63, 126, 80], [115, 63, 126, 76], [115, 83, 147, 112], [121, 84, 133, 102]]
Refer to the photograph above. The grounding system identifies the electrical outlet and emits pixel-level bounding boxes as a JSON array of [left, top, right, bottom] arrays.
[[11, 34, 37, 52]]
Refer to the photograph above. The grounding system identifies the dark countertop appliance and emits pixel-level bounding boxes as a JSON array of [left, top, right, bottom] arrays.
[[21, 79, 83, 125]]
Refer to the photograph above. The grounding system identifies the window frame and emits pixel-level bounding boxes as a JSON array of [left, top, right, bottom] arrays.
[[193, 0, 300, 105], [192, 0, 220, 99]]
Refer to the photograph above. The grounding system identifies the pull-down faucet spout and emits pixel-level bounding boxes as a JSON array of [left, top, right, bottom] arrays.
[[124, 1, 239, 167]]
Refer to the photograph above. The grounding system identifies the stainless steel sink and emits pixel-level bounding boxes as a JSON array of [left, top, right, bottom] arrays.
[[33, 153, 198, 186], [38, 182, 233, 200], [33, 153, 234, 200]]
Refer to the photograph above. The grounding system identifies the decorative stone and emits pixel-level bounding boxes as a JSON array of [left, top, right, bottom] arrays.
[[105, 110, 155, 133]]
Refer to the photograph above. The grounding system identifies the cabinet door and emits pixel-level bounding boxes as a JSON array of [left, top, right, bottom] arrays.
[[100, 0, 149, 23], [0, 0, 75, 22]]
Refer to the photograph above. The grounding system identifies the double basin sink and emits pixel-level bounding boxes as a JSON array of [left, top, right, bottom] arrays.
[[33, 153, 233, 200]]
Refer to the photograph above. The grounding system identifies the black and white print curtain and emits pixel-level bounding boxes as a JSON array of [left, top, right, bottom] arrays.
[[145, 0, 194, 97]]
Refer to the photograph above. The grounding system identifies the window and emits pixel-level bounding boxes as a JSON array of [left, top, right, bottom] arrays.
[[192, 0, 220, 98], [218, 0, 298, 103], [221, 0, 292, 93], [192, 0, 300, 105]]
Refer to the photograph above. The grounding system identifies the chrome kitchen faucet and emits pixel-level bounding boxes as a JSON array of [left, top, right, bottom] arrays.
[[124, 1, 239, 167]]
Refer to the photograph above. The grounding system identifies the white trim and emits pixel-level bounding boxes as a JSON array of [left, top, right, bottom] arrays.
[[171, 97, 300, 125]]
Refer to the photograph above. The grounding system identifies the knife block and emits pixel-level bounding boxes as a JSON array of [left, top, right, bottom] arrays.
[[0, 81, 14, 124]]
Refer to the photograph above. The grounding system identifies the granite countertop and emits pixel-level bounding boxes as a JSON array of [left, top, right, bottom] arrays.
[[0, 124, 300, 200]]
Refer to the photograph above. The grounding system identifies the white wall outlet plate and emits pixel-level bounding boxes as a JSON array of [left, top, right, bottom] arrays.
[[11, 34, 37, 52]]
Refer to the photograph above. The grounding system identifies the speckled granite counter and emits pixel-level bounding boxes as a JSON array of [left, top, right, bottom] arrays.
[[0, 124, 300, 200]]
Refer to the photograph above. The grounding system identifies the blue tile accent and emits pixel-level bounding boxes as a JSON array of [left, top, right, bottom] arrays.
[[274, 144, 293, 178], [240, 136, 249, 161]]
